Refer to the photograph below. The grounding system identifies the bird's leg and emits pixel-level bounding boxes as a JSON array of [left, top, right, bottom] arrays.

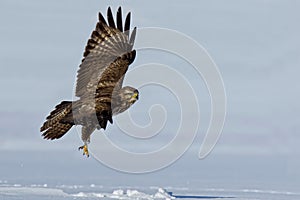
[[79, 125, 95, 158], [78, 142, 89, 157]]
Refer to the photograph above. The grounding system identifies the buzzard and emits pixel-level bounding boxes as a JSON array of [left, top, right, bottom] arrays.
[[40, 7, 138, 157]]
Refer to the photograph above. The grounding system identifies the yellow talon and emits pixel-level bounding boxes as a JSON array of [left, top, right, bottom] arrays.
[[83, 145, 89, 157], [78, 145, 89, 157]]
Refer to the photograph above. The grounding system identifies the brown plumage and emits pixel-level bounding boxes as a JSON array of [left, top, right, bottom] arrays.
[[40, 7, 139, 156]]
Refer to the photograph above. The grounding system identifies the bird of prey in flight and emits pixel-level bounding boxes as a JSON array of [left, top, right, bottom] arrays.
[[40, 7, 138, 157]]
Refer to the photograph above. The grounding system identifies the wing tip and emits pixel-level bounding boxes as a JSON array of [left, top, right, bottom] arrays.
[[98, 11, 107, 25], [116, 6, 123, 32], [107, 6, 116, 28]]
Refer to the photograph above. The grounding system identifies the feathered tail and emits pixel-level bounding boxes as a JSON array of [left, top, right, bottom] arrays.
[[40, 101, 73, 140]]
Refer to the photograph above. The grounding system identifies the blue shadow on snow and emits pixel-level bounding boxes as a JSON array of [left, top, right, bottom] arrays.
[[168, 192, 235, 199]]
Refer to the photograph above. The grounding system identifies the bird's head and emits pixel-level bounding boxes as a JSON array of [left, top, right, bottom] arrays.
[[121, 86, 139, 104], [111, 86, 139, 115]]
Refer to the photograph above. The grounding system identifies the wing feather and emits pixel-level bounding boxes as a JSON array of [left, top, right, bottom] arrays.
[[117, 7, 123, 32], [107, 7, 116, 29], [98, 12, 107, 25], [129, 27, 137, 47], [124, 12, 131, 34], [75, 7, 136, 98], [95, 50, 136, 97]]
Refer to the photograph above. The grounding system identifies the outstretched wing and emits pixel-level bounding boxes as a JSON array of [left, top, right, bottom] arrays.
[[75, 7, 137, 98]]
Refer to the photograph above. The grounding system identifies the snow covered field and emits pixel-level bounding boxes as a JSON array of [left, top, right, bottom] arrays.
[[1, 184, 300, 200], [1, 151, 299, 200]]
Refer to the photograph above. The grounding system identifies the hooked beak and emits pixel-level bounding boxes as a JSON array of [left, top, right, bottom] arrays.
[[130, 92, 139, 102]]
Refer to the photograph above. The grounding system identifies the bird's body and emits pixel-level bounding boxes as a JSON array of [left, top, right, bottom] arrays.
[[40, 7, 138, 157]]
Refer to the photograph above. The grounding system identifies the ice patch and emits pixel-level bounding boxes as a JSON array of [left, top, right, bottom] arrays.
[[73, 192, 87, 197], [154, 188, 175, 199], [72, 192, 105, 198], [112, 189, 124, 195], [0, 187, 67, 196], [126, 189, 146, 197], [71, 188, 174, 199]]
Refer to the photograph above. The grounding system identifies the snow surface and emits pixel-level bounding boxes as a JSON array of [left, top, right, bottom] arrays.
[[1, 183, 300, 200], [0, 185, 175, 200], [1, 150, 300, 200]]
